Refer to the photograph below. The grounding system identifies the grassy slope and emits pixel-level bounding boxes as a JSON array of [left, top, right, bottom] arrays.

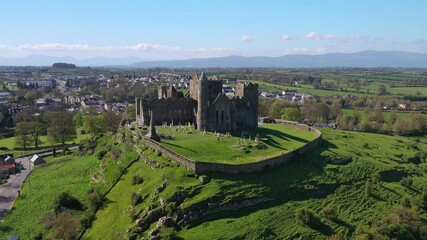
[[0, 155, 98, 238], [85, 150, 200, 239], [82, 128, 426, 239], [157, 123, 316, 164], [177, 129, 427, 239]]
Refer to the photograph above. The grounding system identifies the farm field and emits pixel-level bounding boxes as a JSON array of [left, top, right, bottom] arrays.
[[341, 108, 425, 120], [157, 123, 316, 164]]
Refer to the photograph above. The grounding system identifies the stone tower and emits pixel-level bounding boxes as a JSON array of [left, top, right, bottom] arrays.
[[195, 72, 208, 131]]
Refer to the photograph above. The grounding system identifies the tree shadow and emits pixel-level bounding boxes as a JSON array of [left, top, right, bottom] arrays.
[[161, 142, 197, 153]]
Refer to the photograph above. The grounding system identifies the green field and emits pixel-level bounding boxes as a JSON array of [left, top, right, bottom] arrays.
[[0, 155, 99, 238], [341, 108, 424, 120], [157, 123, 316, 164], [0, 134, 90, 156]]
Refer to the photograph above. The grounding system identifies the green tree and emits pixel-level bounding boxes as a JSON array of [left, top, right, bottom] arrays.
[[376, 84, 387, 96], [47, 112, 76, 145], [83, 115, 105, 136], [15, 122, 33, 149], [393, 118, 407, 135], [268, 100, 286, 118], [28, 121, 44, 148], [408, 113, 426, 133], [73, 111, 84, 128], [103, 110, 121, 133], [281, 107, 301, 122], [123, 104, 136, 121]]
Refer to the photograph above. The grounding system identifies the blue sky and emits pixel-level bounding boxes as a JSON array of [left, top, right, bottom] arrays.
[[0, 0, 426, 59]]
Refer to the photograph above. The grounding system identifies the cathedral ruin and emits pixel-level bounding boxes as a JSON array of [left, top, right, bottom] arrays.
[[135, 72, 258, 132]]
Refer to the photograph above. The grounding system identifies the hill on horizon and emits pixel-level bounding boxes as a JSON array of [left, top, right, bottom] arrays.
[[0, 50, 426, 68]]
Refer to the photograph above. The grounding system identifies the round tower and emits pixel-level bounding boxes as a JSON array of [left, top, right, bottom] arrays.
[[196, 72, 208, 131]]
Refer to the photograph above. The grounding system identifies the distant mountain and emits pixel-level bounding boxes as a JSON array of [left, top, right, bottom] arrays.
[[0, 51, 426, 67], [0, 55, 144, 67], [130, 51, 427, 68]]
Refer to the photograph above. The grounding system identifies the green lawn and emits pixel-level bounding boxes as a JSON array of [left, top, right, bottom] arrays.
[[157, 123, 316, 164], [0, 155, 99, 238], [0, 133, 90, 156]]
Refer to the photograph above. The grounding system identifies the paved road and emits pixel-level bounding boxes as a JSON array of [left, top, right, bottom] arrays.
[[0, 156, 31, 222]]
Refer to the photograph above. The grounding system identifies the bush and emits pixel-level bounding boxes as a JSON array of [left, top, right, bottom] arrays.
[[54, 192, 84, 213], [80, 211, 96, 228], [131, 192, 142, 206], [295, 208, 316, 227], [132, 175, 144, 185], [400, 197, 411, 208], [96, 149, 108, 160], [420, 191, 427, 211], [400, 177, 413, 187], [87, 187, 103, 210], [322, 205, 337, 219]]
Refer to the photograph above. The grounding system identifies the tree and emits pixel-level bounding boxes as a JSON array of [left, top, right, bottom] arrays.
[[15, 122, 33, 149], [103, 110, 121, 133], [393, 118, 407, 135], [408, 113, 426, 134], [50, 211, 79, 240], [83, 114, 105, 136], [268, 100, 286, 119], [28, 121, 44, 147], [73, 111, 83, 128], [47, 112, 76, 145], [281, 108, 301, 122], [377, 84, 387, 96], [123, 104, 136, 121]]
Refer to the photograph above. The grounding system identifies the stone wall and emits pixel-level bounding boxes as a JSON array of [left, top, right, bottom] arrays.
[[142, 120, 322, 174]]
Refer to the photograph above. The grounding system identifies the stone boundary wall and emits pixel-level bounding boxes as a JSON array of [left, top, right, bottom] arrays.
[[142, 120, 322, 174]]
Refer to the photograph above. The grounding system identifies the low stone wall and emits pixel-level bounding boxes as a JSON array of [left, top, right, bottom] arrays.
[[142, 138, 197, 172], [142, 121, 322, 174]]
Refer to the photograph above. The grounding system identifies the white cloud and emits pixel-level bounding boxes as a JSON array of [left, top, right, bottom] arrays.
[[241, 35, 253, 42], [280, 35, 293, 41], [287, 47, 309, 54], [286, 47, 326, 54], [305, 32, 321, 40], [316, 48, 326, 53], [0, 43, 234, 58]]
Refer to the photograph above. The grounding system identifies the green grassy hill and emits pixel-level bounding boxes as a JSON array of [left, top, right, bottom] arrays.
[[86, 129, 426, 239], [2, 129, 426, 239]]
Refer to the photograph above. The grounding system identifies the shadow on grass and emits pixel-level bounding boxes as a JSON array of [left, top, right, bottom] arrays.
[[161, 142, 197, 153]]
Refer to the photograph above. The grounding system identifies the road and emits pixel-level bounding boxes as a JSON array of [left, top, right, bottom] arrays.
[[0, 156, 31, 222]]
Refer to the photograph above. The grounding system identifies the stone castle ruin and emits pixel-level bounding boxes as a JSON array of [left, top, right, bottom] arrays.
[[135, 72, 258, 132]]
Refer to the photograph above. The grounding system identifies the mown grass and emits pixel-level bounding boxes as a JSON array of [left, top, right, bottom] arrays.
[[0, 154, 99, 238], [157, 123, 316, 164]]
